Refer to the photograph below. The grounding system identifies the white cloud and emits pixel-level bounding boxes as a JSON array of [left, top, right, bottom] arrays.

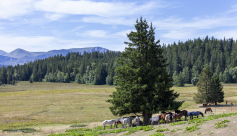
[[210, 30, 237, 40], [0, 0, 33, 19], [161, 29, 196, 40], [153, 16, 237, 31], [80, 29, 134, 40], [81, 30, 108, 38], [227, 4, 237, 13], [81, 16, 136, 26], [45, 13, 65, 21], [0, 35, 109, 52], [34, 0, 165, 17], [112, 30, 134, 41], [151, 15, 237, 42], [0, 35, 59, 52]]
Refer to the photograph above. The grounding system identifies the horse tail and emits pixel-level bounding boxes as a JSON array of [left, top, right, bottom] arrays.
[[205, 109, 206, 114]]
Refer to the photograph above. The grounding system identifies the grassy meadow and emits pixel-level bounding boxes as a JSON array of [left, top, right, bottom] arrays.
[[0, 81, 237, 135]]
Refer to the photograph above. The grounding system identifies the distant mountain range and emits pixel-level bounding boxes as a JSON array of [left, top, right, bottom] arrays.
[[0, 47, 112, 66]]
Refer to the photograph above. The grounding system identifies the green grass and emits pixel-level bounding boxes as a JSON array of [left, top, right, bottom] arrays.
[[49, 125, 154, 136], [70, 124, 86, 127], [170, 128, 182, 132], [149, 133, 165, 136], [156, 128, 169, 132], [1, 81, 237, 133], [215, 119, 230, 128], [2, 128, 40, 133], [49, 112, 237, 135]]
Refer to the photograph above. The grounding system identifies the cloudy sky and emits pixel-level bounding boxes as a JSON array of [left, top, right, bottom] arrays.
[[1, 0, 237, 52]]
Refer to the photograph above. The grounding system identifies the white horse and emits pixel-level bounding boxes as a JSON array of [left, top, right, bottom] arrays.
[[150, 115, 160, 125], [133, 116, 140, 126], [165, 114, 170, 123], [122, 117, 133, 128], [103, 119, 116, 130]]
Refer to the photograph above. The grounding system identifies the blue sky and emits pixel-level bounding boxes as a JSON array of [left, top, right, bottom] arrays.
[[1, 0, 237, 53]]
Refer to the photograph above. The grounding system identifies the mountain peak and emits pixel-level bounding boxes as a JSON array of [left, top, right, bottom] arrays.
[[0, 50, 7, 55], [7, 48, 34, 58], [1, 47, 116, 66]]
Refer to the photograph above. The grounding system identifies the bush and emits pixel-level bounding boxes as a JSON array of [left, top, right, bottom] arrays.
[[191, 76, 198, 85]]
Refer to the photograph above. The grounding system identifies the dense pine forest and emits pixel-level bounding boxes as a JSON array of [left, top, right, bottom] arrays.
[[0, 51, 121, 85], [1, 36, 237, 86]]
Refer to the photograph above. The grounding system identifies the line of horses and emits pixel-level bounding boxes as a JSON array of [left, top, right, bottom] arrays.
[[102, 108, 213, 129]]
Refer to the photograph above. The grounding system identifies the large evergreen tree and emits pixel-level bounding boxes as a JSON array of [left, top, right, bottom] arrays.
[[107, 17, 183, 125]]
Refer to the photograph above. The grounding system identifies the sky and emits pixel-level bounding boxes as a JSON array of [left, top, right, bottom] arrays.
[[1, 0, 237, 53]]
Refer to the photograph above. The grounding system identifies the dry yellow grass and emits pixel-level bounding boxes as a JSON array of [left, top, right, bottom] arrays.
[[0, 81, 237, 135]]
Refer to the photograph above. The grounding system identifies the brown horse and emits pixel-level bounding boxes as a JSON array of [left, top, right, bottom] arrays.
[[205, 107, 213, 114], [114, 118, 123, 128], [175, 110, 188, 121], [203, 103, 207, 107], [172, 113, 183, 122], [160, 112, 167, 124]]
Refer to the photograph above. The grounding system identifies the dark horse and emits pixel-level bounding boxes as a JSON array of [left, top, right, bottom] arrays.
[[203, 103, 207, 107], [187, 111, 204, 119], [175, 110, 188, 121], [205, 107, 213, 114]]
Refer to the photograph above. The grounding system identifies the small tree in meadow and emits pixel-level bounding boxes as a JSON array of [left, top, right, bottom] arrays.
[[193, 65, 224, 105]]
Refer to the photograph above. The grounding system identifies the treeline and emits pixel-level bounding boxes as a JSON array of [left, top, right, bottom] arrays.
[[163, 36, 237, 86], [1, 36, 237, 85], [0, 51, 120, 85]]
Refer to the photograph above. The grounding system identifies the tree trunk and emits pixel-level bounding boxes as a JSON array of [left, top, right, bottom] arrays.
[[215, 101, 217, 105], [143, 111, 152, 126]]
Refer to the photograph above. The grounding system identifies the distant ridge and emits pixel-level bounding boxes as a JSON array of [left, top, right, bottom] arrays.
[[0, 47, 113, 66], [0, 50, 7, 55], [6, 48, 35, 58]]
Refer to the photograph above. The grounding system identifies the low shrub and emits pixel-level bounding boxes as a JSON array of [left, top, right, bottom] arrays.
[[150, 133, 165, 136], [156, 128, 169, 132], [169, 121, 186, 126], [215, 119, 230, 129], [70, 124, 86, 127]]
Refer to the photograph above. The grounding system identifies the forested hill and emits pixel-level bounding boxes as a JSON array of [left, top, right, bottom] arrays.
[[164, 36, 237, 85], [1, 36, 237, 85], [0, 51, 121, 85]]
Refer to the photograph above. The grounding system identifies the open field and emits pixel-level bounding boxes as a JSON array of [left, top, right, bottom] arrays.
[[0, 81, 237, 135]]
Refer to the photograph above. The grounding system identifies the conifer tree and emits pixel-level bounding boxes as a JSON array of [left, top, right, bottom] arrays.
[[194, 65, 212, 103], [107, 17, 183, 125], [209, 73, 224, 105], [193, 65, 224, 105]]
